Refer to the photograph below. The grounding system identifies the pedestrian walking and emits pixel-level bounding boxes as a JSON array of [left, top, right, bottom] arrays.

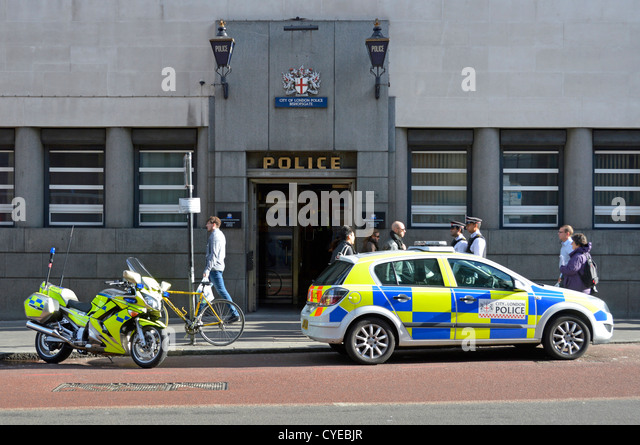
[[382, 221, 407, 251], [559, 233, 594, 294], [329, 225, 357, 264], [556, 225, 574, 287], [465, 216, 486, 257], [203, 216, 239, 319], [361, 229, 380, 252]]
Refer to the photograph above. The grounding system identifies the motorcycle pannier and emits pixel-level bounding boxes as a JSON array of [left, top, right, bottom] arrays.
[[24, 293, 60, 323]]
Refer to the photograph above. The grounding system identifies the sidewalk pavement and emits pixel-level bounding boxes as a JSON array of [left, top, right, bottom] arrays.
[[1, 306, 639, 361]]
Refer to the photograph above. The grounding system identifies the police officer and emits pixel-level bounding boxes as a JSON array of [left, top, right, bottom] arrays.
[[449, 220, 468, 253], [465, 216, 486, 257]]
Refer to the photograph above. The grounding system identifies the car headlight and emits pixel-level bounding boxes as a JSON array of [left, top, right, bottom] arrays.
[[587, 296, 610, 315]]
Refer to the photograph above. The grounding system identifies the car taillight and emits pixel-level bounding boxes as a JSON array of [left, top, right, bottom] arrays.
[[307, 287, 321, 304], [319, 287, 349, 306]]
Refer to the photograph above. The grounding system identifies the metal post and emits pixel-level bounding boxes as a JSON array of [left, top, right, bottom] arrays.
[[184, 153, 196, 345]]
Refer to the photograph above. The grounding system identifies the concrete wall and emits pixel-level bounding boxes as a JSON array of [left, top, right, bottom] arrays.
[[1, 3, 639, 320], [211, 19, 391, 313], [0, 227, 217, 320], [1, 1, 638, 128], [2, 226, 637, 321]]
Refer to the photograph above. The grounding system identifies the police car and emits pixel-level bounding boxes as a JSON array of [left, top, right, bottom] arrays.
[[300, 243, 614, 365]]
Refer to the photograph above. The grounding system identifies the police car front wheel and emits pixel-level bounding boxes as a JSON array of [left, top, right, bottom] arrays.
[[543, 316, 590, 360], [345, 318, 396, 365]]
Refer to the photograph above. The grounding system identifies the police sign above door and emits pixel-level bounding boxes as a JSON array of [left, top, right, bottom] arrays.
[[262, 155, 341, 170]]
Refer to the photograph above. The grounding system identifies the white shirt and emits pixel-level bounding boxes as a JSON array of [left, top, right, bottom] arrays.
[[468, 231, 486, 257], [204, 228, 226, 275], [452, 235, 468, 253]]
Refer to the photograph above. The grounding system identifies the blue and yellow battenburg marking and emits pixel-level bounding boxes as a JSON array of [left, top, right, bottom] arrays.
[[307, 281, 606, 342], [27, 295, 45, 311], [383, 286, 457, 340], [452, 288, 536, 340]]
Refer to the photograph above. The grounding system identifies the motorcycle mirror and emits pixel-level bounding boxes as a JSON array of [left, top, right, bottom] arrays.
[[123, 270, 142, 285], [160, 281, 172, 292]]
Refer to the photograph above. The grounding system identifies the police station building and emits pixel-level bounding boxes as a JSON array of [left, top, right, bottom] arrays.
[[1, 1, 639, 319]]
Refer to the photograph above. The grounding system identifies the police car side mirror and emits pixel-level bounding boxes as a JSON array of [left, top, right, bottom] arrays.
[[513, 279, 527, 292]]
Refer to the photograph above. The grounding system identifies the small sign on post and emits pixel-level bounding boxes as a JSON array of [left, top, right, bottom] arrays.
[[179, 197, 201, 214]]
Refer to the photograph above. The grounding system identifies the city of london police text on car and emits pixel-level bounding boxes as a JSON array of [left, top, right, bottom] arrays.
[[300, 243, 614, 365]]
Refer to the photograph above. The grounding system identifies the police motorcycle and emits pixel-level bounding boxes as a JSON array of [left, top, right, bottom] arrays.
[[24, 249, 170, 368]]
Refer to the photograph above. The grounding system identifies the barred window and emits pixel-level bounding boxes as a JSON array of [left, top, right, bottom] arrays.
[[411, 150, 468, 227], [137, 150, 194, 226], [502, 150, 560, 227], [0, 148, 14, 226], [47, 148, 104, 226], [408, 130, 472, 227], [594, 150, 640, 228]]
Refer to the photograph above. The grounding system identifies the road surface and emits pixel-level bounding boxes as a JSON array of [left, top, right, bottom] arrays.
[[1, 343, 639, 424]]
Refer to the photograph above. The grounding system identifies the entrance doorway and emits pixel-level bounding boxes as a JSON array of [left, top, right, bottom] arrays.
[[254, 181, 352, 307]]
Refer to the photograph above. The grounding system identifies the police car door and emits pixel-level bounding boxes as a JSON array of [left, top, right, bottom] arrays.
[[447, 258, 533, 342], [373, 257, 456, 342]]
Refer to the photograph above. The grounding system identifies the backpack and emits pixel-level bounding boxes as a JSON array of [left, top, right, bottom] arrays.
[[580, 253, 599, 289]]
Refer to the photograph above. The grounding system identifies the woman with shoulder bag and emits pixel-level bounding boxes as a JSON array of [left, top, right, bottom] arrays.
[[559, 233, 593, 294], [329, 226, 356, 264]]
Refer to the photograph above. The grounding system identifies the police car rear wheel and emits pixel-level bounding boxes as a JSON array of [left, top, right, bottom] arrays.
[[345, 318, 395, 365], [543, 316, 590, 360]]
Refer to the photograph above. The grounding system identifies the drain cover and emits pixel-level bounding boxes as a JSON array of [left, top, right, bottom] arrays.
[[52, 382, 228, 392]]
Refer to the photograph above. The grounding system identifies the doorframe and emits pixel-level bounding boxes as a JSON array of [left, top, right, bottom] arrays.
[[247, 177, 355, 309]]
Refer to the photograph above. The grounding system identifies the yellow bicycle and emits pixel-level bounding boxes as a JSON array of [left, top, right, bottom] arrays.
[[162, 284, 245, 346]]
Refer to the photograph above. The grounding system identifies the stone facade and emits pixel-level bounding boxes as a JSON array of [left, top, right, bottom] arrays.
[[1, 2, 639, 319]]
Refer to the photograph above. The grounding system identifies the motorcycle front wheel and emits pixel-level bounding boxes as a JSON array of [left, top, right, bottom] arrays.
[[35, 332, 73, 364], [130, 325, 168, 368]]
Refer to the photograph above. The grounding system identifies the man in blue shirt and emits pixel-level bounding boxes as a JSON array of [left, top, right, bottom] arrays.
[[556, 224, 574, 287]]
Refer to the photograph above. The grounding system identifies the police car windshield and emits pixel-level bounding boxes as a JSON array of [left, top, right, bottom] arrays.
[[313, 261, 353, 285]]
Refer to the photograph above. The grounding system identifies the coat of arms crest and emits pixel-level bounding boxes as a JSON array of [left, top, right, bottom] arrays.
[[282, 66, 321, 96]]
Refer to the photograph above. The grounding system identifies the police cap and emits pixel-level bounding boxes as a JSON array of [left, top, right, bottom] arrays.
[[465, 216, 482, 224]]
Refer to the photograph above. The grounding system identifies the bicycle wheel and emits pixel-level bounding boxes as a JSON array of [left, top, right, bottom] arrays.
[[266, 269, 282, 296], [198, 300, 245, 346]]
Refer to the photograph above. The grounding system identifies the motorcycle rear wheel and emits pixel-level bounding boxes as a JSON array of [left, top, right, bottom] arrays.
[[35, 332, 73, 364], [130, 325, 168, 368]]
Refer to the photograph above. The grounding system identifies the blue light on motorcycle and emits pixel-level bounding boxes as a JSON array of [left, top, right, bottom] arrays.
[[124, 297, 137, 304], [163, 291, 169, 298], [136, 283, 144, 289]]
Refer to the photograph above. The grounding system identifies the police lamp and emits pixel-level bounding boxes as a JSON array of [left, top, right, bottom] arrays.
[[365, 19, 390, 100], [209, 20, 235, 99]]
